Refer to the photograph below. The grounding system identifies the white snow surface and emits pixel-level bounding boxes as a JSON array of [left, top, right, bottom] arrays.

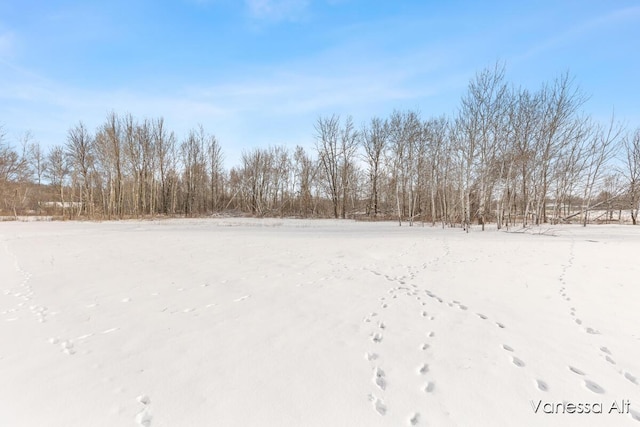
[[1, 218, 640, 426]]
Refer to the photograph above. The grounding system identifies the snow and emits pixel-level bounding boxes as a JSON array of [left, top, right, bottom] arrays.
[[1, 218, 640, 426]]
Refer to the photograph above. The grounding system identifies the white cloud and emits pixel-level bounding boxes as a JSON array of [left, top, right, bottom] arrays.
[[245, 0, 310, 22], [514, 6, 640, 63], [0, 31, 15, 57]]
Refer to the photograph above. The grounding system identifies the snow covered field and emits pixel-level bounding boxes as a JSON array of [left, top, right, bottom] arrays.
[[1, 219, 639, 427]]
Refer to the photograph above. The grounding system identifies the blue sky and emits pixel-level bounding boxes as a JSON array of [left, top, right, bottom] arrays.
[[1, 0, 639, 166]]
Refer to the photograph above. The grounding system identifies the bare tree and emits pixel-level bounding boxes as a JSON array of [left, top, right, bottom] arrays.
[[360, 117, 388, 217], [45, 145, 69, 217], [339, 116, 359, 219], [180, 125, 208, 216], [207, 134, 224, 212], [622, 128, 640, 224], [533, 73, 588, 224], [66, 122, 95, 217], [579, 116, 622, 226], [293, 146, 317, 217], [457, 63, 508, 230], [315, 115, 341, 218], [95, 112, 125, 218], [152, 117, 177, 215]]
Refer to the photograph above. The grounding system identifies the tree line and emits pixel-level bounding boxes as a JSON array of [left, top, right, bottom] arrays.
[[1, 64, 639, 226]]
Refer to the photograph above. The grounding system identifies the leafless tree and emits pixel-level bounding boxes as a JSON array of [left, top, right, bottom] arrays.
[[152, 117, 177, 215], [66, 122, 95, 217], [293, 146, 317, 217], [315, 115, 341, 218], [579, 116, 622, 226], [207, 134, 224, 212], [622, 128, 640, 224], [339, 116, 359, 219], [45, 145, 69, 217], [360, 117, 389, 217]]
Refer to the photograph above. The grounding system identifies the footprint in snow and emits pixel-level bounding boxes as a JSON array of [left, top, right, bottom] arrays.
[[135, 395, 152, 426], [502, 344, 514, 352], [373, 367, 386, 390], [408, 412, 420, 425], [233, 295, 250, 302], [584, 380, 604, 394], [624, 372, 638, 385], [371, 333, 383, 343], [512, 357, 525, 367], [424, 382, 435, 393], [418, 363, 429, 375], [61, 340, 75, 355], [477, 313, 487, 320], [365, 352, 378, 361], [536, 379, 549, 391], [368, 394, 386, 416], [569, 366, 585, 376]]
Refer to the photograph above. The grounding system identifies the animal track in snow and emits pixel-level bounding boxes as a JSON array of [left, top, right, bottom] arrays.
[[584, 380, 604, 394], [630, 409, 640, 422], [418, 363, 429, 375], [61, 340, 75, 355], [365, 352, 378, 361], [502, 344, 514, 352], [569, 366, 585, 375], [371, 333, 383, 343], [233, 295, 250, 302], [135, 395, 152, 426], [536, 379, 549, 391], [368, 394, 386, 416], [496, 322, 505, 329], [424, 382, 435, 393], [477, 313, 487, 320], [420, 343, 429, 351], [408, 412, 420, 425], [373, 367, 386, 390], [624, 372, 638, 385], [512, 357, 525, 367], [585, 327, 600, 335]]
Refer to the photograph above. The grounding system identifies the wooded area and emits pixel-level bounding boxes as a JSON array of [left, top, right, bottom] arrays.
[[1, 65, 639, 226]]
